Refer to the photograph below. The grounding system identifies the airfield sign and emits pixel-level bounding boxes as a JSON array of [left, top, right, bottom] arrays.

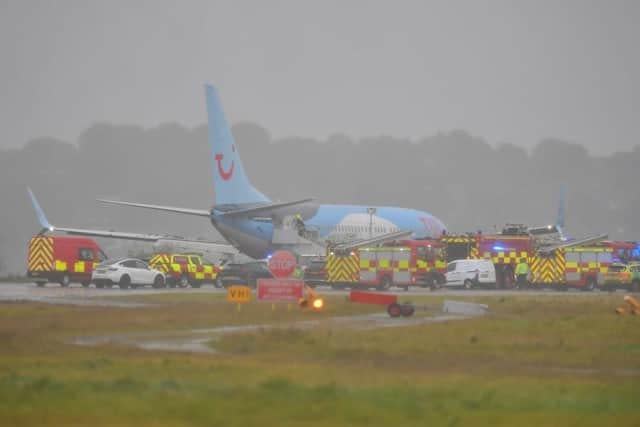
[[268, 250, 297, 278], [226, 285, 251, 303], [257, 279, 304, 302]]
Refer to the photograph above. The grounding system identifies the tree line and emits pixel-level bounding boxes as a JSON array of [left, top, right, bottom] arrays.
[[1, 121, 638, 273]]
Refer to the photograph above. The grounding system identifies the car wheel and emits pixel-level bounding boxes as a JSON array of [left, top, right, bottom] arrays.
[[153, 275, 165, 289], [463, 279, 473, 290], [214, 277, 223, 288], [179, 274, 189, 288], [119, 275, 130, 290], [35, 281, 46, 287], [191, 281, 201, 288], [81, 281, 91, 288], [59, 274, 71, 287]]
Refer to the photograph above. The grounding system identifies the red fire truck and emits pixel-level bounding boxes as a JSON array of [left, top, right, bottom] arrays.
[[440, 227, 534, 289], [27, 235, 107, 287], [326, 239, 447, 290]]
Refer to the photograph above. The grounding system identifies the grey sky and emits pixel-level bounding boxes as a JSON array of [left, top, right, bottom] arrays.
[[1, 0, 638, 154]]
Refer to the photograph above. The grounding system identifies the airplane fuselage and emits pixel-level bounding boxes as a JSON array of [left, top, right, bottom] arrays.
[[211, 203, 446, 259]]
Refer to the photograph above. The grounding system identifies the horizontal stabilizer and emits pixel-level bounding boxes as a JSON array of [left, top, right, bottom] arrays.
[[98, 199, 211, 217], [330, 230, 413, 253], [219, 198, 314, 217], [537, 233, 608, 254]]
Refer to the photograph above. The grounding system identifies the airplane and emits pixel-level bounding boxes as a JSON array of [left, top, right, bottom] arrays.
[[91, 84, 448, 259]]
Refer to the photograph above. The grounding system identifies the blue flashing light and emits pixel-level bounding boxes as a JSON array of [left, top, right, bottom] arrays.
[[493, 245, 505, 251]]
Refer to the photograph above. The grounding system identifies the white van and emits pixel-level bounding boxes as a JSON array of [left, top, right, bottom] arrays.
[[445, 259, 496, 289]]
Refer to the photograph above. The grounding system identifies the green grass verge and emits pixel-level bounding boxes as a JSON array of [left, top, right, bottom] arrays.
[[0, 294, 639, 426]]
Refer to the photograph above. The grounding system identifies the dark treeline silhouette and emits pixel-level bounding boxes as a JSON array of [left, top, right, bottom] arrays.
[[1, 122, 638, 273]]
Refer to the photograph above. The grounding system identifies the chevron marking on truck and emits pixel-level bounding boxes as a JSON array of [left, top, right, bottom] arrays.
[[327, 253, 359, 283], [28, 237, 54, 271]]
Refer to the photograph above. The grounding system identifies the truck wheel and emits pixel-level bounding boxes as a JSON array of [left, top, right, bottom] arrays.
[[387, 303, 402, 318], [377, 276, 392, 291], [463, 279, 473, 290], [153, 275, 165, 289], [179, 274, 189, 288], [119, 275, 130, 290], [631, 280, 639, 293], [59, 274, 70, 287], [585, 277, 597, 292]]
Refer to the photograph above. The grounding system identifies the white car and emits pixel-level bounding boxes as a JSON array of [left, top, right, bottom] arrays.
[[445, 259, 496, 289], [92, 258, 166, 289]]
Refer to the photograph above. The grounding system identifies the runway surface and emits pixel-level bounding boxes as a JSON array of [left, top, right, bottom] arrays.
[[0, 282, 624, 308]]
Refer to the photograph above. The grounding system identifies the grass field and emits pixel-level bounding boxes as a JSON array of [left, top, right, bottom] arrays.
[[0, 293, 639, 426]]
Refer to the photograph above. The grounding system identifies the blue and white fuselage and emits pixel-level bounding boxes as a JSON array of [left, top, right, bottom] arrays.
[[211, 204, 445, 259]]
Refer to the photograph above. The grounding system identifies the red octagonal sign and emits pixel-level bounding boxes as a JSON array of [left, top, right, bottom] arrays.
[[268, 250, 297, 278]]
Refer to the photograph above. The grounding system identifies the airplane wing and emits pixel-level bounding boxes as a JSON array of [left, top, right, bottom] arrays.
[[329, 230, 414, 253], [218, 198, 314, 217], [528, 225, 559, 236], [28, 188, 235, 250], [97, 199, 211, 217]]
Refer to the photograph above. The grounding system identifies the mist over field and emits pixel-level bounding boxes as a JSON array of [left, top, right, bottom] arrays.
[[1, 123, 638, 273]]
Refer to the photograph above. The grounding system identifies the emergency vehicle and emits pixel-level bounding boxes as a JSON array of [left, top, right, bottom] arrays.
[[148, 253, 218, 287], [599, 262, 640, 292], [27, 235, 106, 287], [325, 239, 447, 290], [437, 227, 615, 290], [439, 227, 533, 288]]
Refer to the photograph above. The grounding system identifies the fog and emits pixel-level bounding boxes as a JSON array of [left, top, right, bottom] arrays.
[[1, 122, 638, 273]]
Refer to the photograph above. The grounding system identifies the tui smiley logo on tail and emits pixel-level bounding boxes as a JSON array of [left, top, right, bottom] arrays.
[[215, 144, 235, 181]]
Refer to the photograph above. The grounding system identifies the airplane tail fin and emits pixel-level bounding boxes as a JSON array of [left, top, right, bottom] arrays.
[[204, 85, 269, 206], [556, 185, 567, 240], [27, 187, 54, 233]]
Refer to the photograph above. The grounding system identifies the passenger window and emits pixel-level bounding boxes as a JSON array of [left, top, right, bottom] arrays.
[[135, 261, 148, 269], [447, 262, 457, 272], [78, 248, 94, 261], [122, 260, 136, 268], [190, 257, 202, 266], [174, 256, 188, 264]]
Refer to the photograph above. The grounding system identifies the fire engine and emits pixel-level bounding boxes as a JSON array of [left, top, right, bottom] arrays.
[[148, 253, 218, 287], [439, 226, 533, 288], [325, 239, 446, 290], [27, 235, 106, 287]]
